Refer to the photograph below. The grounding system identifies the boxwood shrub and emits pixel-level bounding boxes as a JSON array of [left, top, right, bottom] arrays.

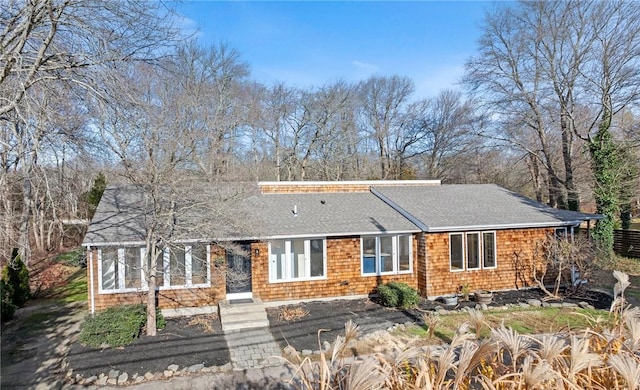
[[79, 304, 165, 348], [389, 282, 420, 308], [377, 283, 399, 307], [377, 282, 420, 309]]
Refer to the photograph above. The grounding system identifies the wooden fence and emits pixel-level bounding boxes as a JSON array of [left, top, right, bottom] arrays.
[[614, 230, 640, 258]]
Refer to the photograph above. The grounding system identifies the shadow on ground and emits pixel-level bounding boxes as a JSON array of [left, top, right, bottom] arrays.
[[66, 315, 230, 378], [1, 301, 85, 389]]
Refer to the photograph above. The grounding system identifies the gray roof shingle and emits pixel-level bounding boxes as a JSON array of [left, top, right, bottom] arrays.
[[372, 184, 600, 232], [83, 183, 602, 246], [248, 192, 421, 238], [83, 186, 148, 246]]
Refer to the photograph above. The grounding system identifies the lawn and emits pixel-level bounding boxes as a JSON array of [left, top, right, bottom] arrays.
[[394, 306, 612, 344], [630, 217, 640, 230], [30, 247, 87, 304]]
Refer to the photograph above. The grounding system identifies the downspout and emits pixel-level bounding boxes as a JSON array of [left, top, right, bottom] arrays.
[[88, 247, 95, 315]]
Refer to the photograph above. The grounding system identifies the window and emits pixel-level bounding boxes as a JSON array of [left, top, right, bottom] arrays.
[[101, 247, 119, 290], [450, 234, 464, 271], [269, 238, 326, 282], [467, 233, 480, 269], [169, 246, 186, 286], [98, 244, 210, 292], [398, 235, 411, 271], [449, 231, 497, 271], [361, 235, 412, 276], [124, 247, 142, 288], [483, 232, 496, 268], [191, 245, 208, 285], [362, 237, 377, 274], [310, 239, 324, 277]]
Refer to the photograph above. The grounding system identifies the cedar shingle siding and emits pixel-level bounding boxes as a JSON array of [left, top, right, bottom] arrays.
[[84, 181, 600, 313], [251, 237, 418, 301], [423, 228, 551, 297]]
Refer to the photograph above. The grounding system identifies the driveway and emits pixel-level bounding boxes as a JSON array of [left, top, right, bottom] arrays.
[[1, 301, 85, 389]]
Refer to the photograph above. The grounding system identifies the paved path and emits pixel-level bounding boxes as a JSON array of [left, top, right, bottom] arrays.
[[1, 301, 86, 390], [224, 328, 283, 370]]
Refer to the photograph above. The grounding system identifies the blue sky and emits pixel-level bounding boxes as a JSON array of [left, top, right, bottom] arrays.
[[172, 1, 491, 99]]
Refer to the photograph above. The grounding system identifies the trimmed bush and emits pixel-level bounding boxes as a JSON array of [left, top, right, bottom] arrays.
[[1, 278, 16, 321], [378, 282, 420, 308], [377, 284, 399, 307], [388, 282, 420, 308], [78, 304, 166, 348], [1, 251, 31, 321]]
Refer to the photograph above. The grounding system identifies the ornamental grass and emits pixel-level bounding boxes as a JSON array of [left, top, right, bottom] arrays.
[[284, 271, 640, 390]]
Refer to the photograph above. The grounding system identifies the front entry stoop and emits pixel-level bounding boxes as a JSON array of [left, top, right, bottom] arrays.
[[219, 298, 270, 332]]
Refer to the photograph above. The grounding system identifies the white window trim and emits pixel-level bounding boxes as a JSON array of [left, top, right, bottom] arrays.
[[268, 238, 327, 283], [98, 244, 211, 294], [449, 233, 465, 272], [98, 247, 144, 294], [361, 235, 413, 276], [397, 234, 413, 274], [482, 231, 497, 269], [466, 232, 481, 271], [449, 231, 498, 272]]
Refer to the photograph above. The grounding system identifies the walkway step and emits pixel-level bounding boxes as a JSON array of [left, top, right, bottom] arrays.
[[219, 298, 270, 332], [224, 327, 282, 370]]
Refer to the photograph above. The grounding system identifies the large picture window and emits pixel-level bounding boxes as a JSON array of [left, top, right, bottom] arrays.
[[269, 238, 326, 282], [361, 235, 413, 276], [449, 231, 497, 271], [98, 244, 210, 293]]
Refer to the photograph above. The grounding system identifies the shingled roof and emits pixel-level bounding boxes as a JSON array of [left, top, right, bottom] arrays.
[[83, 184, 262, 246], [372, 184, 601, 232], [83, 182, 602, 246], [248, 192, 421, 239]]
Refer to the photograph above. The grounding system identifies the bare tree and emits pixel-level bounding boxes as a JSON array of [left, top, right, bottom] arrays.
[[464, 3, 569, 209], [303, 81, 361, 180], [406, 90, 478, 180], [533, 234, 596, 300], [168, 42, 251, 181], [0, 0, 180, 265], [358, 75, 415, 179], [251, 82, 298, 181], [465, 0, 640, 252], [95, 55, 258, 336]]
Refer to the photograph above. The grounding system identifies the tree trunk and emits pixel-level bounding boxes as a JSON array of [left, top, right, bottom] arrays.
[[18, 175, 32, 266], [560, 107, 580, 211], [589, 97, 619, 254], [146, 246, 157, 336], [526, 153, 544, 203]]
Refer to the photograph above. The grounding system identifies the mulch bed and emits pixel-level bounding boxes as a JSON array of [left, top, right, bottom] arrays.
[[266, 288, 614, 353], [66, 314, 228, 378], [66, 288, 614, 378]]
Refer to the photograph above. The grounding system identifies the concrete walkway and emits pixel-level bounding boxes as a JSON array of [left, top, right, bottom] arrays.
[[224, 328, 283, 370]]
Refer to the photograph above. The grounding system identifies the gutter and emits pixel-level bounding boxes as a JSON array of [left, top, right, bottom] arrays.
[[82, 229, 423, 247], [426, 220, 589, 232], [88, 248, 95, 315]]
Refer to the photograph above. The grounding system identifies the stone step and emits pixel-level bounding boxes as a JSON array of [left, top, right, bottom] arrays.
[[219, 303, 266, 315], [219, 298, 270, 332]]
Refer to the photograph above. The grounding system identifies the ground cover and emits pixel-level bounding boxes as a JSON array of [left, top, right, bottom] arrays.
[[267, 286, 614, 355]]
